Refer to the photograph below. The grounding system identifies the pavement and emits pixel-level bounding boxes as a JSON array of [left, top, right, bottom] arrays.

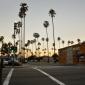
[[2, 62, 85, 85]]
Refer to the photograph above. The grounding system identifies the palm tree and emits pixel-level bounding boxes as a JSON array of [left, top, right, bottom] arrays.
[[49, 9, 56, 54], [77, 38, 81, 44], [57, 37, 61, 49], [30, 40, 34, 55], [16, 28, 21, 52], [13, 22, 18, 47], [68, 40, 71, 46], [33, 39, 36, 55], [0, 36, 4, 54], [1, 43, 8, 54], [43, 21, 49, 62], [62, 40, 65, 48], [71, 41, 74, 45], [0, 36, 4, 46], [33, 33, 40, 56], [19, 3, 28, 56], [27, 40, 30, 47], [33, 33, 40, 42], [37, 42, 41, 57], [17, 21, 22, 51], [19, 12, 23, 50], [41, 37, 45, 50]]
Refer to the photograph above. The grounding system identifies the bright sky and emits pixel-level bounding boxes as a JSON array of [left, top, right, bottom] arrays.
[[0, 0, 85, 50]]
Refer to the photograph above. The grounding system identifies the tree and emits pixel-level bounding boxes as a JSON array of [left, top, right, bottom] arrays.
[[57, 37, 61, 49], [1, 43, 8, 54], [19, 12, 23, 50], [19, 3, 28, 57], [68, 40, 71, 46], [77, 38, 81, 44], [49, 9, 56, 54], [71, 41, 74, 45], [0, 36, 4, 46], [0, 36, 4, 55], [41, 37, 45, 52], [33, 33, 40, 56], [43, 21, 49, 62], [62, 40, 65, 48]]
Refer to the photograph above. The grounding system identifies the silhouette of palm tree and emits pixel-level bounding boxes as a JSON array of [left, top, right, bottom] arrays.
[[19, 12, 23, 50], [0, 36, 4, 46], [43, 21, 49, 62], [41, 37, 45, 52], [77, 38, 81, 44], [62, 40, 65, 48], [57, 37, 61, 49], [71, 41, 74, 45], [68, 40, 71, 46], [33, 33, 40, 56], [0, 36, 4, 55], [19, 3, 28, 49], [49, 9, 56, 54]]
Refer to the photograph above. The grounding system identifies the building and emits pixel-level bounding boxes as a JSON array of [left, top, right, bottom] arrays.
[[58, 42, 85, 64]]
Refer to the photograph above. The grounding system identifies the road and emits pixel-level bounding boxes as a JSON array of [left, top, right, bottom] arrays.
[[2, 62, 85, 85]]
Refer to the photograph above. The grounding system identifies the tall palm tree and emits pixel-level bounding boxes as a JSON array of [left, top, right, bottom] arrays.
[[49, 9, 56, 54], [33, 39, 36, 55], [57, 37, 61, 49], [62, 40, 65, 48], [0, 36, 4, 55], [30, 40, 34, 55], [19, 12, 23, 50], [19, 3, 28, 57], [17, 21, 22, 52], [43, 21, 49, 62], [41, 37, 45, 55], [16, 28, 20, 52], [33, 33, 40, 42], [33, 33, 40, 56], [37, 42, 41, 57], [13, 22, 18, 47]]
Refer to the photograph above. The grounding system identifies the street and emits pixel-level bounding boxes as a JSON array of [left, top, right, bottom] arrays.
[[2, 63, 85, 85]]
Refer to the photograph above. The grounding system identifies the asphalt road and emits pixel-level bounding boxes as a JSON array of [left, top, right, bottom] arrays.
[[2, 63, 85, 85]]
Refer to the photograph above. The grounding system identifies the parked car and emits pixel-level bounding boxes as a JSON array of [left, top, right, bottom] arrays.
[[8, 59, 22, 66], [3, 58, 9, 66]]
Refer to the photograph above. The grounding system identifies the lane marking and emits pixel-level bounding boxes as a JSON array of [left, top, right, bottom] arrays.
[[3, 68, 14, 85], [33, 67, 65, 85]]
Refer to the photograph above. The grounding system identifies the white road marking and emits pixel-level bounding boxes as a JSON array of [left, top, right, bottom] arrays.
[[3, 68, 14, 85], [33, 67, 66, 85]]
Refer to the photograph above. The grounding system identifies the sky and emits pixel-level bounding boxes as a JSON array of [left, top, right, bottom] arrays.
[[0, 0, 85, 50]]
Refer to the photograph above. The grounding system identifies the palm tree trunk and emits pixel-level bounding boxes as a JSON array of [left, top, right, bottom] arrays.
[[42, 41, 45, 56], [46, 28, 49, 62], [59, 41, 60, 49], [52, 17, 55, 54], [18, 33, 20, 53], [23, 15, 25, 58], [20, 18, 23, 52]]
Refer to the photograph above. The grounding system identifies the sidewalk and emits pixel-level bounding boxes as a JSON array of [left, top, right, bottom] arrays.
[[28, 61, 85, 67]]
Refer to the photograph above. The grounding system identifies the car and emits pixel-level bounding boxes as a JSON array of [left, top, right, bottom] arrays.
[[8, 59, 22, 66], [3, 58, 9, 66]]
